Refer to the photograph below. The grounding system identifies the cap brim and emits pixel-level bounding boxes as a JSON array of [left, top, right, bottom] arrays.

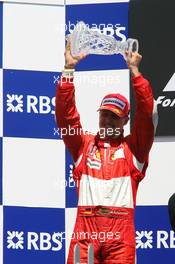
[[97, 105, 125, 117]]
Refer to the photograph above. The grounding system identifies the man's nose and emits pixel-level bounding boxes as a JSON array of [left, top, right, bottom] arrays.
[[103, 116, 113, 125], [104, 113, 113, 120]]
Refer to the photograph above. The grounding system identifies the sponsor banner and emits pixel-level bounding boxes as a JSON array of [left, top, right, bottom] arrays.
[[0, 206, 3, 264], [129, 0, 175, 136], [3, 69, 61, 139], [0, 0, 64, 5], [66, 2, 128, 71], [136, 141, 175, 206], [135, 206, 174, 263], [65, 208, 77, 261], [3, 3, 65, 72], [3, 137, 66, 208], [65, 149, 78, 208], [0, 138, 2, 205], [0, 69, 2, 137], [66, 0, 129, 4], [0, 3, 2, 68], [3, 206, 65, 264]]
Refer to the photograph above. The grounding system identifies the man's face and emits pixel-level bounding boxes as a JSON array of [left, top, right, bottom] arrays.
[[99, 109, 129, 139]]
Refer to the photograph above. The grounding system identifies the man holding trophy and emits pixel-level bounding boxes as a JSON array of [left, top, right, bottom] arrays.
[[56, 22, 158, 264]]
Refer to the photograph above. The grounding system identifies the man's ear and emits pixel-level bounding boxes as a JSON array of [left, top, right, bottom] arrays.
[[124, 115, 129, 125]]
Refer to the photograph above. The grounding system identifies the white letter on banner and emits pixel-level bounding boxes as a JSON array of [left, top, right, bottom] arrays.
[[170, 230, 175, 248], [52, 233, 63, 251], [40, 233, 51, 250], [115, 27, 126, 42], [39, 96, 51, 114], [156, 96, 165, 106], [157, 231, 169, 248], [103, 26, 114, 37], [51, 97, 55, 114], [27, 96, 38, 113], [28, 232, 39, 250]]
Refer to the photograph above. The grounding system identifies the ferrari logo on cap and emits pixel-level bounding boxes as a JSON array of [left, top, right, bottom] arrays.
[[114, 109, 122, 115]]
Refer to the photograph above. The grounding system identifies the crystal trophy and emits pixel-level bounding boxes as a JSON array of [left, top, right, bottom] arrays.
[[66, 21, 139, 59]]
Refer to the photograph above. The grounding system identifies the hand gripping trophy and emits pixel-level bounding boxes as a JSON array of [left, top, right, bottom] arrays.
[[66, 21, 139, 58]]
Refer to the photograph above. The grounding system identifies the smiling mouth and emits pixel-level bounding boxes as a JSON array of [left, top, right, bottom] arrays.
[[103, 126, 115, 130]]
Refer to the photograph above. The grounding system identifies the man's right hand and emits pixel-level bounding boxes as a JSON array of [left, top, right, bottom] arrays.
[[64, 40, 87, 69]]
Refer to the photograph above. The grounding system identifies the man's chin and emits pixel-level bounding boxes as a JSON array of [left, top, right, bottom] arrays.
[[107, 134, 121, 140], [100, 133, 121, 140]]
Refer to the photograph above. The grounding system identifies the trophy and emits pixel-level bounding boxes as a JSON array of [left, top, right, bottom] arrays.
[[66, 21, 139, 59]]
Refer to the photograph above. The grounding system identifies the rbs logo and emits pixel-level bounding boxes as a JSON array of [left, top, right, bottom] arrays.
[[6, 94, 55, 115], [27, 96, 55, 114], [7, 231, 63, 251], [28, 232, 62, 251]]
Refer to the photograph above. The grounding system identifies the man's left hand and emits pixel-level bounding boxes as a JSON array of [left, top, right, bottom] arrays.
[[125, 52, 142, 77]]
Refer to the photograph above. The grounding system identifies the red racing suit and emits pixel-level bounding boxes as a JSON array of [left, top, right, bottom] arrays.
[[56, 74, 158, 264]]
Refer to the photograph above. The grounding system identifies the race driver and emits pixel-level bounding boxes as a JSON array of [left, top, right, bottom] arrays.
[[55, 41, 158, 264]]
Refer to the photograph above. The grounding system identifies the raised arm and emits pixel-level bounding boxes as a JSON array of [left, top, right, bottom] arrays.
[[126, 52, 158, 163], [55, 42, 87, 162]]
